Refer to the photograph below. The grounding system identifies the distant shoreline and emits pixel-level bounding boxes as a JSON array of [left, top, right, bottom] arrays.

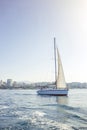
[[0, 82, 87, 89], [0, 87, 87, 90]]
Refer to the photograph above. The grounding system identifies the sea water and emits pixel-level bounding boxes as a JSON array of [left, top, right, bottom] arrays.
[[0, 89, 87, 130]]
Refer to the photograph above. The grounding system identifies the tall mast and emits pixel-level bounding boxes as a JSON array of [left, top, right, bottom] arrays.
[[54, 37, 57, 88]]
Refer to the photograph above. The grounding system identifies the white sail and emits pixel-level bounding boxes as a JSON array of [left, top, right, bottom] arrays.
[[57, 48, 67, 89]]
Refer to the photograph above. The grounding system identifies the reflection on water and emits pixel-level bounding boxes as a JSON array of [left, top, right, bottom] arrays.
[[56, 96, 68, 105]]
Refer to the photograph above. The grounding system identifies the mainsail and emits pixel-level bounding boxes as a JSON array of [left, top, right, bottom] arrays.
[[56, 48, 67, 89]]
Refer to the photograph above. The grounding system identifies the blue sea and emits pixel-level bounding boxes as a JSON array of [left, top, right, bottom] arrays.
[[0, 89, 87, 130]]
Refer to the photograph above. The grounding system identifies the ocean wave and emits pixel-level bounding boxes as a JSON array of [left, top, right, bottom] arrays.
[[14, 110, 72, 130]]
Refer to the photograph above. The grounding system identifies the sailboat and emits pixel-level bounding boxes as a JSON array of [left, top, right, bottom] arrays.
[[37, 38, 68, 96]]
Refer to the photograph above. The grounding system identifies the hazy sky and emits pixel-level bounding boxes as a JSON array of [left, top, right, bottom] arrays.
[[0, 0, 87, 82]]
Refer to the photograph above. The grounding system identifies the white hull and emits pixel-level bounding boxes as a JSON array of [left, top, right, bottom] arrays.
[[37, 89, 68, 96]]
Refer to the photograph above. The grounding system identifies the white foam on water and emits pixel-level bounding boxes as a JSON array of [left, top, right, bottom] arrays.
[[25, 111, 73, 130], [13, 110, 73, 129], [29, 116, 73, 130], [12, 109, 87, 130], [32, 111, 46, 117], [0, 105, 8, 109]]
